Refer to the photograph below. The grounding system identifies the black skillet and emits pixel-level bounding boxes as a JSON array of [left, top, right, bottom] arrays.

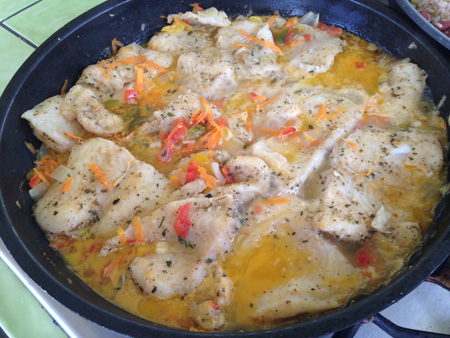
[[1, 0, 450, 337]]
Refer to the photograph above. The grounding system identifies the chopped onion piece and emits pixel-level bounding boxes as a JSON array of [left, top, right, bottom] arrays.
[[371, 206, 391, 233], [212, 162, 226, 184], [299, 12, 320, 27], [112, 160, 130, 188], [29, 182, 50, 202], [50, 165, 70, 182], [156, 241, 169, 254], [389, 144, 412, 159]]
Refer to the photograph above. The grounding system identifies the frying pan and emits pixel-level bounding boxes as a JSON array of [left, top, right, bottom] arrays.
[[1, 0, 450, 337]]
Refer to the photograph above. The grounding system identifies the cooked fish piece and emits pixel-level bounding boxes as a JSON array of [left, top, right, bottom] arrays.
[[235, 24, 283, 79], [102, 195, 240, 258], [148, 30, 214, 54], [78, 43, 172, 93], [177, 47, 236, 100], [141, 48, 174, 68], [130, 251, 206, 298], [237, 196, 316, 250], [21, 95, 88, 152], [250, 89, 365, 194], [153, 92, 221, 131], [189, 265, 234, 330], [77, 44, 142, 92], [316, 127, 443, 241], [314, 170, 382, 241], [60, 85, 125, 136], [371, 221, 422, 273], [251, 238, 362, 321], [286, 23, 346, 74], [210, 156, 272, 210], [170, 179, 208, 200], [215, 20, 262, 50], [34, 138, 171, 236], [255, 91, 301, 130], [333, 128, 444, 178], [168, 7, 231, 27], [371, 59, 427, 123]]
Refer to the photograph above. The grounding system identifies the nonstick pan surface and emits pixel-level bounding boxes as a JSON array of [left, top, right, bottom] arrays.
[[1, 0, 450, 337]]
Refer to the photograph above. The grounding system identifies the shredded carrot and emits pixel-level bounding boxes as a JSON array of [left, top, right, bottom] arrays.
[[61, 80, 68, 96], [249, 92, 266, 102], [200, 127, 223, 150], [272, 16, 297, 34], [117, 55, 148, 65], [256, 95, 279, 110], [211, 97, 225, 109], [90, 163, 111, 191], [141, 60, 167, 72], [268, 15, 280, 27], [33, 168, 50, 185], [64, 132, 84, 141], [233, 42, 250, 48], [132, 216, 146, 243], [102, 252, 126, 278], [61, 177, 73, 193], [439, 118, 447, 129], [117, 227, 126, 245], [238, 30, 283, 55], [404, 164, 421, 171], [105, 62, 119, 72], [135, 67, 144, 94], [343, 138, 358, 150], [190, 108, 206, 126], [111, 38, 124, 56], [319, 107, 346, 121], [246, 108, 254, 133], [261, 197, 292, 204], [198, 166, 217, 189], [317, 102, 328, 120]]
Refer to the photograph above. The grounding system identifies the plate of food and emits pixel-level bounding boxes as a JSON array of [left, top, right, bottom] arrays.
[[1, 0, 450, 337], [395, 0, 450, 50]]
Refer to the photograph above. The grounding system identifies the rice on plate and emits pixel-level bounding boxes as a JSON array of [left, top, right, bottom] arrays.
[[411, 0, 450, 36]]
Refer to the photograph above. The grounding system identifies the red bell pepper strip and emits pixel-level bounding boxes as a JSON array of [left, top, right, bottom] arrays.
[[356, 246, 373, 269], [174, 203, 192, 239], [318, 22, 343, 36], [186, 159, 200, 183], [28, 175, 40, 188], [157, 120, 188, 163], [285, 25, 294, 43], [221, 165, 234, 184], [124, 89, 137, 103], [193, 3, 204, 12], [279, 127, 298, 138]]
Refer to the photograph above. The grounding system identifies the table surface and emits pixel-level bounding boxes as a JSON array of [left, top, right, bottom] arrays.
[[0, 1, 449, 337]]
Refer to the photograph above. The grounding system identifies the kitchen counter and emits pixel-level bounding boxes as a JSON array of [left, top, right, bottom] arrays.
[[0, 1, 449, 337]]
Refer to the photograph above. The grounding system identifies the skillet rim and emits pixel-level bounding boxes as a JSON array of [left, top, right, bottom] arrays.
[[0, 0, 450, 336]]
